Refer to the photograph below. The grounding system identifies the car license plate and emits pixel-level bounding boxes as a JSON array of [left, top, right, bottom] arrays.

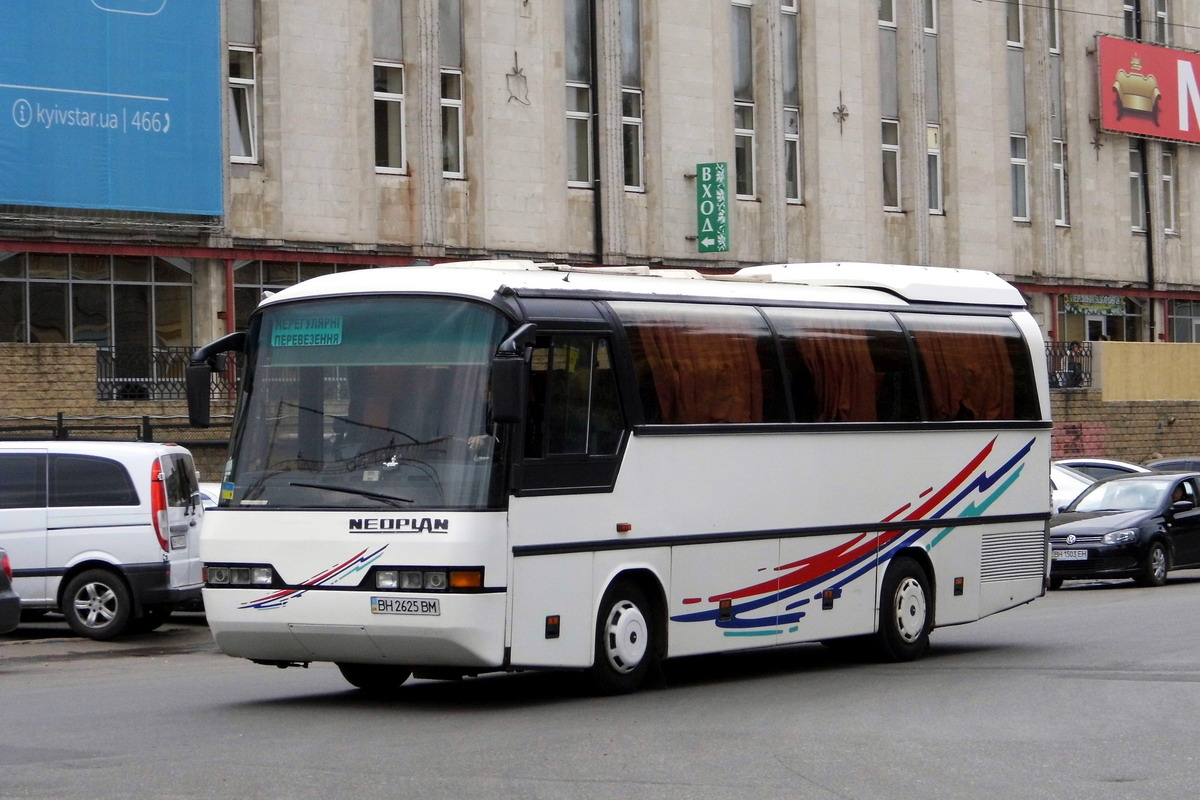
[[1053, 549, 1088, 561], [371, 597, 440, 615]]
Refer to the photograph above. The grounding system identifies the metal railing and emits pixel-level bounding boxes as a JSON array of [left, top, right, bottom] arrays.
[[95, 347, 239, 401], [1046, 341, 1092, 389]]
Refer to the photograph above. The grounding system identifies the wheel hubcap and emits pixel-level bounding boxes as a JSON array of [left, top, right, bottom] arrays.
[[894, 577, 927, 644], [603, 600, 648, 674], [1150, 547, 1166, 581], [74, 583, 117, 628]]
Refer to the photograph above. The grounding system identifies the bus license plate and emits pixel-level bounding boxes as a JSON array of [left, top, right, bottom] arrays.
[[1053, 549, 1087, 561], [371, 597, 440, 615]]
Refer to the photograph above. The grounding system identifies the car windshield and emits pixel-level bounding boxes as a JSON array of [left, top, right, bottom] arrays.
[[224, 295, 511, 510], [1071, 477, 1173, 513]]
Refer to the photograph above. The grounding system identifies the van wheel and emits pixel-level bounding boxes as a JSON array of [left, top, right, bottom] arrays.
[[589, 579, 656, 695], [62, 569, 131, 640], [873, 557, 932, 662], [336, 663, 412, 693]]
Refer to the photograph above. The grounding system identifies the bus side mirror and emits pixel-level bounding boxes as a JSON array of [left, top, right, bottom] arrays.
[[187, 331, 246, 429], [490, 356, 527, 424], [186, 362, 213, 428]]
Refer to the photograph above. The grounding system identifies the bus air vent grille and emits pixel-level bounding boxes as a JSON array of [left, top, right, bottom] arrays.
[[980, 530, 1046, 582]]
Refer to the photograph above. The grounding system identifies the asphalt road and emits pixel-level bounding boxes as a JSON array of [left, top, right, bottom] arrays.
[[3, 574, 1199, 800]]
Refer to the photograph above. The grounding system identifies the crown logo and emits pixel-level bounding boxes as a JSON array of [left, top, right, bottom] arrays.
[[1130, 54, 1142, 73]]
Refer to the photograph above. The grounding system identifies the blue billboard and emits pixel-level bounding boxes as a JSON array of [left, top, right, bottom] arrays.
[[0, 0, 223, 215]]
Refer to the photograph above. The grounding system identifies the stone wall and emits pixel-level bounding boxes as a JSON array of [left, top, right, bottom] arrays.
[[1051, 389, 1200, 464], [0, 343, 233, 478]]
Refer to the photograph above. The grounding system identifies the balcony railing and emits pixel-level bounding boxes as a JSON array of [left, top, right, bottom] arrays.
[[96, 347, 239, 401], [1046, 341, 1092, 389]]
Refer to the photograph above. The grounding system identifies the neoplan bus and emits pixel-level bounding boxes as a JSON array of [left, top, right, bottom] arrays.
[[187, 261, 1051, 694]]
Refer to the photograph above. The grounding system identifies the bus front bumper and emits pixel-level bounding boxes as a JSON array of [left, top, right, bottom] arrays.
[[203, 587, 508, 669]]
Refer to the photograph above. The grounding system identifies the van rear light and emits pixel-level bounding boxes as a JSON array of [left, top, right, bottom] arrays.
[[150, 458, 170, 552]]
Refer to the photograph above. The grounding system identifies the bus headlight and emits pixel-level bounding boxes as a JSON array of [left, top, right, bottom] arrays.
[[205, 564, 276, 586]]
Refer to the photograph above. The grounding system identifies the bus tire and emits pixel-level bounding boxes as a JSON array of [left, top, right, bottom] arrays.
[[62, 569, 132, 641], [336, 663, 412, 693], [873, 557, 932, 662], [589, 579, 655, 695]]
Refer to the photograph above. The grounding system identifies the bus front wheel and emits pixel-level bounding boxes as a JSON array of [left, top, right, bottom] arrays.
[[589, 579, 655, 695], [336, 663, 412, 693], [874, 557, 932, 662]]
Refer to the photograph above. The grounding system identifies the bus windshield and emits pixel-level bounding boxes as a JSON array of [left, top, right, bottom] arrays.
[[224, 296, 511, 510]]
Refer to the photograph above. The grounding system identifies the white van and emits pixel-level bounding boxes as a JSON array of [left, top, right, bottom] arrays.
[[0, 441, 205, 639]]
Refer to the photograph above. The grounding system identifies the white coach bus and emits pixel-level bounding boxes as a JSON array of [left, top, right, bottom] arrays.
[[187, 260, 1051, 694]]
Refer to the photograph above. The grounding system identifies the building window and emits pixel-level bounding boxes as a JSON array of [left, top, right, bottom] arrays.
[[441, 70, 464, 178], [1130, 143, 1147, 232], [1154, 0, 1169, 44], [622, 0, 643, 191], [374, 64, 406, 173], [1053, 139, 1069, 226], [227, 0, 258, 165], [785, 109, 801, 203], [566, 83, 593, 187], [228, 47, 257, 164], [1163, 144, 1177, 233], [733, 1, 754, 199], [879, 0, 896, 27], [782, 3, 801, 203], [1124, 1, 1139, 39], [882, 119, 900, 210], [372, 0, 404, 174], [735, 103, 756, 199], [1006, 0, 1023, 48], [566, 0, 593, 187], [927, 125, 942, 214], [1047, 0, 1060, 53], [1011, 135, 1029, 221], [440, 0, 464, 178], [622, 90, 644, 191], [923, 0, 937, 33]]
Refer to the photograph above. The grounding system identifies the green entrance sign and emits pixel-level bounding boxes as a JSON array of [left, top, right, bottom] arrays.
[[696, 162, 729, 253]]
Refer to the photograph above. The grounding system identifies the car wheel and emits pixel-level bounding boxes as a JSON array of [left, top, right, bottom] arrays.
[[1135, 541, 1169, 587], [873, 557, 932, 662], [589, 578, 656, 695], [336, 663, 412, 693], [62, 569, 131, 640], [1049, 577, 1064, 590]]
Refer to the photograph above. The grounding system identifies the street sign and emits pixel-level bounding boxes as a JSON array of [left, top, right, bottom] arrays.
[[696, 162, 729, 253]]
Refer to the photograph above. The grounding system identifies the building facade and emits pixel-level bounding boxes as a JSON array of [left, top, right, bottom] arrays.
[[2, 0, 1199, 393]]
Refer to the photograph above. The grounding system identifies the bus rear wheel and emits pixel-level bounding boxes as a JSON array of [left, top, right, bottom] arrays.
[[336, 663, 412, 693], [874, 557, 932, 662], [589, 579, 656, 695]]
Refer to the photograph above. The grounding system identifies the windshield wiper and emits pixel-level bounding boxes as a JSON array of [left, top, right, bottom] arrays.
[[288, 482, 413, 507]]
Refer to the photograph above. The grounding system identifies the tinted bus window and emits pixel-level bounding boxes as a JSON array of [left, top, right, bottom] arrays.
[[612, 302, 786, 424], [525, 336, 624, 457], [900, 313, 1040, 421], [766, 308, 919, 423]]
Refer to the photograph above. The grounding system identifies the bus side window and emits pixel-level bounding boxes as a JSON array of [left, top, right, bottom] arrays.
[[524, 336, 624, 459]]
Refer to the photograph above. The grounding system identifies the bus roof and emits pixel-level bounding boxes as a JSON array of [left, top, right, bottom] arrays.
[[260, 260, 1027, 311]]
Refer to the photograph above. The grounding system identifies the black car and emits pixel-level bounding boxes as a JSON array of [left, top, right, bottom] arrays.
[[1145, 457, 1200, 472], [1050, 472, 1200, 588], [0, 547, 19, 635]]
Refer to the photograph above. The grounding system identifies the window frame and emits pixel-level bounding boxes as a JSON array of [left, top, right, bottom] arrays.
[[228, 45, 259, 165], [373, 61, 407, 175], [621, 88, 645, 192], [882, 118, 901, 211], [441, 68, 465, 179], [1162, 144, 1178, 234], [1130, 142, 1147, 233], [1006, 0, 1024, 48], [734, 102, 757, 199], [566, 81, 594, 188], [927, 124, 943, 215], [1011, 134, 1030, 222], [1053, 138, 1069, 226]]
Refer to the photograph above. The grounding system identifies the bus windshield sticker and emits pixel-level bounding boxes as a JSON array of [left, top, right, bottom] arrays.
[[271, 315, 344, 347]]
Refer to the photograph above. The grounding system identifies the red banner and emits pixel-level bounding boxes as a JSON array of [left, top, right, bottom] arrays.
[[1098, 36, 1200, 145]]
